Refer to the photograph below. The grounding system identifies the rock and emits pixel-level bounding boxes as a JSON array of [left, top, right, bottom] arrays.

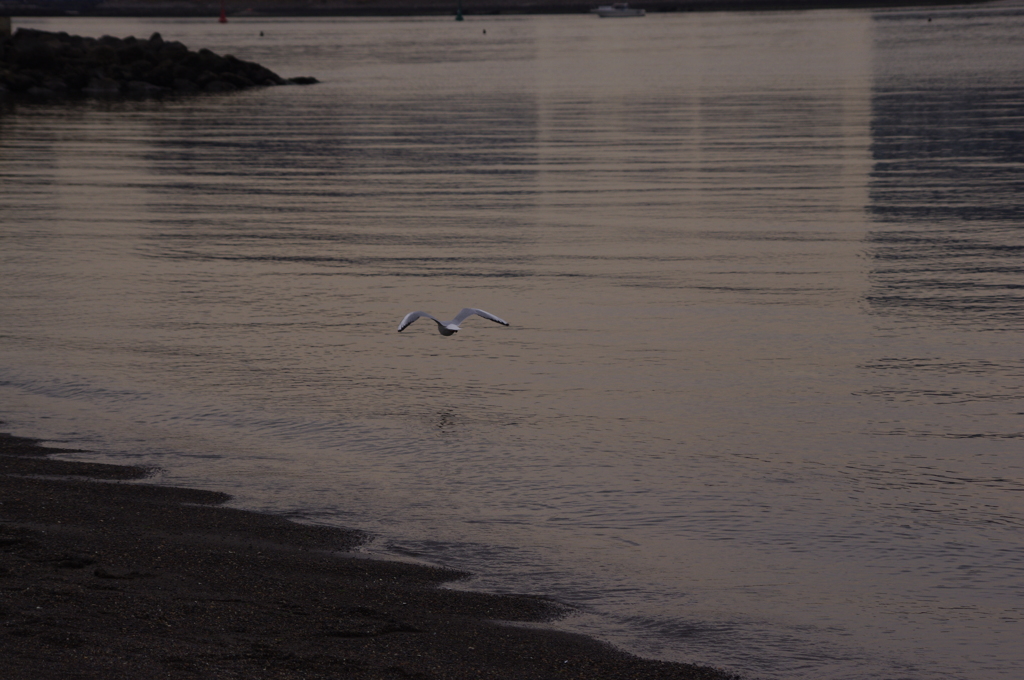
[[84, 76, 121, 94], [204, 79, 237, 93], [218, 71, 253, 88], [42, 76, 68, 92], [3, 72, 37, 93], [27, 85, 58, 97], [0, 28, 317, 100], [127, 80, 167, 94], [173, 77, 199, 93]]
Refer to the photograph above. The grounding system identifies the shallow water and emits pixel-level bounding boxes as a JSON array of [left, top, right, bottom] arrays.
[[3, 7, 1023, 679]]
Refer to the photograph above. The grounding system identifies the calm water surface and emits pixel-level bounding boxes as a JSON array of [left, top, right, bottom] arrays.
[[3, 7, 1023, 679]]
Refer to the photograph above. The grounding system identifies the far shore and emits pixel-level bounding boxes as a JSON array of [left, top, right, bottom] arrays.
[[0, 431, 740, 679], [1, 0, 994, 20]]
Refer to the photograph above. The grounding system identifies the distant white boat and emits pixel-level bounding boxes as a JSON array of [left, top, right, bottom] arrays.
[[592, 3, 646, 17]]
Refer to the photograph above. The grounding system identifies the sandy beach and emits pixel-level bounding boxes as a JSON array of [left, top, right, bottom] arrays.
[[1, 432, 739, 679]]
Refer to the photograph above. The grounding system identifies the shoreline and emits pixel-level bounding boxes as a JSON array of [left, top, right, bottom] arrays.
[[1, 431, 739, 679]]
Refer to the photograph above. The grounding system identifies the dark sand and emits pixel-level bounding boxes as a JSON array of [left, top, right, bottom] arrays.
[[1, 432, 739, 679]]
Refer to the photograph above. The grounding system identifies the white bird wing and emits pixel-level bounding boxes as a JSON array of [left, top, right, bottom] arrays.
[[398, 311, 441, 332], [449, 308, 509, 327]]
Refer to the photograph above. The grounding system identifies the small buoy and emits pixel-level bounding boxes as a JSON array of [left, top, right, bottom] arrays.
[[483, 29, 486, 34], [260, 31, 264, 36]]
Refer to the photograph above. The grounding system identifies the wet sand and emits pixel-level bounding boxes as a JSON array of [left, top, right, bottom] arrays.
[[1, 432, 738, 679]]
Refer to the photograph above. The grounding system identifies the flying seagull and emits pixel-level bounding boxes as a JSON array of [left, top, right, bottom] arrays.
[[397, 308, 509, 336]]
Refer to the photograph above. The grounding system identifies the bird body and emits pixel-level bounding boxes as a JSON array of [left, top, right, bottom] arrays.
[[397, 308, 508, 336]]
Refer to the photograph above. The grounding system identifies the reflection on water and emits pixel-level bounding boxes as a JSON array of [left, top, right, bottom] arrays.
[[2, 8, 1023, 680], [869, 89, 1024, 328], [869, 10, 1024, 331], [863, 6, 1024, 457]]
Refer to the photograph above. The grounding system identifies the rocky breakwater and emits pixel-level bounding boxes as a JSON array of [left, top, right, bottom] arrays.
[[0, 28, 317, 98]]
